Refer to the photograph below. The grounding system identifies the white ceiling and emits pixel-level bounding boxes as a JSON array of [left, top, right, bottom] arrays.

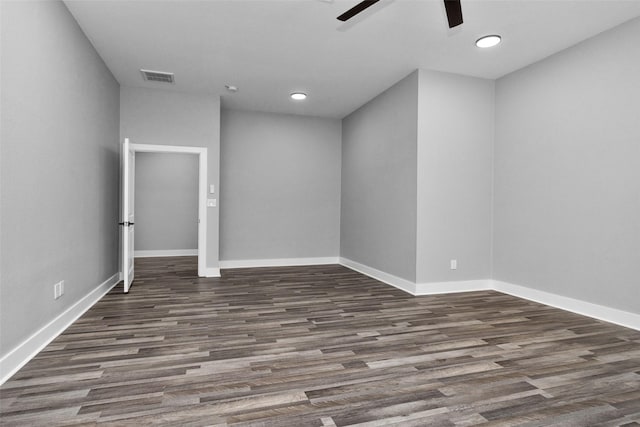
[[64, 0, 640, 118]]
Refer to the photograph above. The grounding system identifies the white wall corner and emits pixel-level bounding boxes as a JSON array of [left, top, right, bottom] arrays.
[[491, 280, 640, 331], [0, 272, 120, 386], [414, 280, 492, 296], [219, 257, 340, 269], [339, 257, 416, 295]]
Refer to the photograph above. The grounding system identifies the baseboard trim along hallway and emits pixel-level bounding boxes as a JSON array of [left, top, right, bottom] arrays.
[[0, 272, 120, 385], [134, 249, 198, 258], [204, 267, 221, 278], [219, 257, 340, 269]]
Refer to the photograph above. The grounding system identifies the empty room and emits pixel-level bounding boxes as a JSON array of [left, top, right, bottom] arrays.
[[1, 0, 639, 425]]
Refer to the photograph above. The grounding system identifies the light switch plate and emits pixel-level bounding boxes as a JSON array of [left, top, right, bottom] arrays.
[[54, 280, 64, 299], [209, 184, 215, 194]]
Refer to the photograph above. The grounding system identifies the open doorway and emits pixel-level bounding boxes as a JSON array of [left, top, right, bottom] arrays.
[[121, 141, 208, 292], [135, 152, 198, 254]]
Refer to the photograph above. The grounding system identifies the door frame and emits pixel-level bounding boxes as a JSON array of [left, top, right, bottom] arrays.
[[130, 143, 208, 277]]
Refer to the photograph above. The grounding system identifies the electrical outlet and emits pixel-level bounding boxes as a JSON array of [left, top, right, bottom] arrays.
[[450, 259, 457, 270], [54, 280, 65, 299]]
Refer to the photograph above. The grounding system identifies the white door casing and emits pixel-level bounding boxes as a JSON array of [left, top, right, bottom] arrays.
[[129, 143, 208, 277]]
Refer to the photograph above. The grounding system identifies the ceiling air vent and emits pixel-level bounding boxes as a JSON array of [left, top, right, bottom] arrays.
[[140, 69, 175, 84]]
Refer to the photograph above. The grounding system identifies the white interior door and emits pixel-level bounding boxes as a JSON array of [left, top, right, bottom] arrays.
[[121, 138, 135, 292]]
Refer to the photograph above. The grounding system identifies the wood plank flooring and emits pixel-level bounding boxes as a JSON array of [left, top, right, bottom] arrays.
[[1, 257, 639, 426]]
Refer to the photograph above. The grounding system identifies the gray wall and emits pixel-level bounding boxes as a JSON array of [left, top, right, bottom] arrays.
[[416, 70, 494, 283], [341, 71, 418, 281], [134, 153, 198, 252], [1, 1, 120, 354], [493, 17, 640, 313], [119, 87, 220, 268], [220, 109, 341, 260]]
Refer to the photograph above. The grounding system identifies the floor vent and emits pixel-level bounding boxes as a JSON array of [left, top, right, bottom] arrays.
[[140, 69, 175, 84]]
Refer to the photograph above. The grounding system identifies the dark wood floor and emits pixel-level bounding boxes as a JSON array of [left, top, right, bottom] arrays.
[[1, 257, 639, 426]]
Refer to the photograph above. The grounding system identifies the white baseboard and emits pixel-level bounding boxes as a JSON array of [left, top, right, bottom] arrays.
[[492, 280, 640, 331], [134, 249, 197, 258], [204, 267, 221, 278], [0, 272, 120, 385], [337, 259, 639, 331], [414, 280, 492, 296], [220, 257, 340, 269], [339, 257, 416, 294]]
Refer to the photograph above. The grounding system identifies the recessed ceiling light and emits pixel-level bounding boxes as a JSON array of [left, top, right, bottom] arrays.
[[290, 92, 307, 101], [476, 35, 501, 48]]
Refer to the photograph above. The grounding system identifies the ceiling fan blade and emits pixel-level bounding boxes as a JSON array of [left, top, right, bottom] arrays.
[[443, 0, 463, 28], [337, 0, 381, 22]]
